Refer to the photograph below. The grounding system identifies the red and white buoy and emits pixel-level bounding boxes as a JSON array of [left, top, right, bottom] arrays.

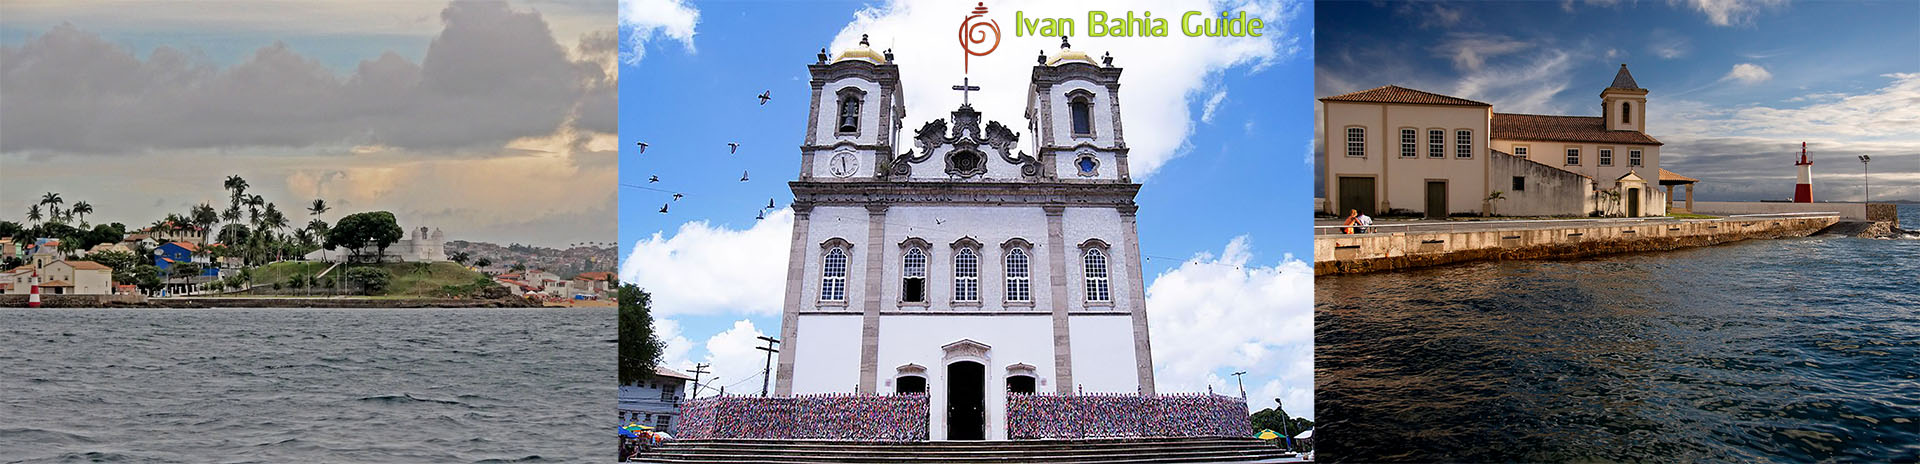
[[1793, 142, 1814, 203], [28, 284, 41, 308]]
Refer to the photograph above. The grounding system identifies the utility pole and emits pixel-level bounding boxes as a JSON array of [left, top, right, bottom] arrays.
[[687, 363, 711, 401], [1230, 371, 1248, 400], [1276, 398, 1294, 452], [755, 336, 781, 397]]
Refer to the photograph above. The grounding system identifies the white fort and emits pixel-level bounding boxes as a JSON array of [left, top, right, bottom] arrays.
[[774, 36, 1154, 441]]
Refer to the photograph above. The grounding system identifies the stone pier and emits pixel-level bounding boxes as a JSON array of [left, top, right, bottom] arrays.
[[1315, 214, 1841, 275]]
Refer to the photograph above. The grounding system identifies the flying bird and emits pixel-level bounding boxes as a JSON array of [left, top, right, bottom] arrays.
[[672, 193, 684, 201], [740, 171, 750, 182], [757, 91, 772, 105], [649, 175, 660, 183], [756, 210, 766, 220], [766, 198, 776, 209], [659, 204, 669, 213], [635, 141, 648, 153], [727, 142, 739, 154]]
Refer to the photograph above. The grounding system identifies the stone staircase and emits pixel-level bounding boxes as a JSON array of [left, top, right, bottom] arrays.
[[632, 437, 1303, 463]]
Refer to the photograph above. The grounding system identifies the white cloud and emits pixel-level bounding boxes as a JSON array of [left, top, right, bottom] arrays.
[[1672, 0, 1787, 26], [700, 319, 778, 397], [622, 209, 792, 317], [1147, 236, 1314, 419], [1719, 62, 1772, 84], [655, 317, 695, 372], [621, 0, 700, 65], [1451, 49, 1575, 114], [1648, 29, 1691, 59], [827, 0, 1303, 177], [1434, 33, 1531, 72], [1201, 90, 1229, 124]]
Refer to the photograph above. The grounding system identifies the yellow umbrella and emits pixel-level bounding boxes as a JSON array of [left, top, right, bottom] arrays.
[[1255, 429, 1281, 440]]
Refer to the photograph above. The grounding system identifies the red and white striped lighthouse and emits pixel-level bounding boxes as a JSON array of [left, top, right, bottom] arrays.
[[1793, 142, 1814, 203], [28, 284, 41, 308]]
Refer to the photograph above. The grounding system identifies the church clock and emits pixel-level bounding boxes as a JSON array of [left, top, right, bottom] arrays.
[[829, 152, 858, 178]]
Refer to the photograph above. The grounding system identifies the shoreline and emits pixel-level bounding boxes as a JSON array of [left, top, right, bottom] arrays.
[[1314, 214, 1840, 275], [0, 295, 541, 309]]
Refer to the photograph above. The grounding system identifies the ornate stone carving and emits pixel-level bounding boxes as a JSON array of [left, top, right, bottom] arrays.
[[941, 339, 992, 361]]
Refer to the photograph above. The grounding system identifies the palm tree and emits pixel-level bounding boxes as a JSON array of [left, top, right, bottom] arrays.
[[71, 201, 93, 226], [223, 175, 248, 205], [39, 192, 64, 224], [245, 194, 265, 226], [191, 203, 220, 245], [26, 205, 42, 226], [307, 199, 330, 218]]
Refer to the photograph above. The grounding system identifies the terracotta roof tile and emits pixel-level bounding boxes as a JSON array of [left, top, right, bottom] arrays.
[[62, 261, 111, 271], [1492, 113, 1663, 146], [575, 271, 615, 281], [40, 280, 72, 287], [1320, 85, 1491, 107], [165, 241, 199, 252], [1659, 168, 1698, 183]]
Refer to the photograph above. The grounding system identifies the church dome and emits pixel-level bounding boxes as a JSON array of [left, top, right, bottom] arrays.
[[1045, 36, 1097, 66], [832, 34, 889, 64]]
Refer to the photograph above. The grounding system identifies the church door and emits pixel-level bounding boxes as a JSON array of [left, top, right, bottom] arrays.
[[945, 361, 985, 440], [1425, 181, 1448, 219]]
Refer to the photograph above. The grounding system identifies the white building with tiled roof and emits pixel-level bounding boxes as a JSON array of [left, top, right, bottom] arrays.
[[1322, 64, 1682, 217]]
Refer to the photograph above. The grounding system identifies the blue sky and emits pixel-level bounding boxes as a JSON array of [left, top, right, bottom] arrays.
[[621, 0, 1315, 418], [1316, 0, 1919, 202]]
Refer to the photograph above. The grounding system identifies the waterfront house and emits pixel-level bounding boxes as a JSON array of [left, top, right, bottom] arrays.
[[0, 265, 39, 295], [40, 260, 113, 295], [618, 367, 697, 434], [153, 241, 217, 276]]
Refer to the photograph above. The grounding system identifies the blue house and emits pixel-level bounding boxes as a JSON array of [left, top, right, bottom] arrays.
[[153, 242, 217, 276]]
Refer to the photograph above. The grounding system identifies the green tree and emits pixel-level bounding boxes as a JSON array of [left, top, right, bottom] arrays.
[[618, 284, 666, 385], [307, 199, 330, 218], [450, 251, 471, 265], [171, 262, 204, 278], [70, 201, 93, 226], [0, 221, 22, 240], [26, 204, 42, 226], [344, 267, 392, 295], [90, 250, 143, 277], [190, 203, 220, 245], [1250, 401, 1313, 452], [325, 211, 404, 263], [475, 257, 492, 268], [130, 264, 163, 294]]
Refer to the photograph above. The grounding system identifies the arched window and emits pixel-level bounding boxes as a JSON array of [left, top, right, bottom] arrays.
[[896, 375, 926, 394], [1004, 248, 1031, 303], [953, 248, 979, 302], [1070, 96, 1093, 136], [902, 247, 927, 303], [837, 95, 861, 133], [821, 247, 847, 302], [1622, 102, 1631, 124], [1083, 249, 1110, 302]]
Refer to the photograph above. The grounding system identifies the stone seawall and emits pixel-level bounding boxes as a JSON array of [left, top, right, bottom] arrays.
[[0, 294, 147, 308], [1316, 215, 1839, 275]]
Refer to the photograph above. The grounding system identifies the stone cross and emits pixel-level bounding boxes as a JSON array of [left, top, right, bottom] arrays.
[[951, 77, 981, 106]]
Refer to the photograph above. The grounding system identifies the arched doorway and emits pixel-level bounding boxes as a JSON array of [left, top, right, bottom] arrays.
[[946, 361, 985, 440]]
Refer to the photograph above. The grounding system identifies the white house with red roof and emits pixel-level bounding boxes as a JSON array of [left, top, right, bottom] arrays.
[[1322, 64, 1685, 218]]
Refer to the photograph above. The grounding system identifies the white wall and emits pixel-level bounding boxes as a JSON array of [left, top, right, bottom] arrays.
[[1067, 315, 1139, 393], [789, 315, 863, 395], [875, 314, 1058, 440]]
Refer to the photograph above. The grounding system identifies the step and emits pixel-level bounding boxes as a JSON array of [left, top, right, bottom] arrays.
[[630, 437, 1299, 464]]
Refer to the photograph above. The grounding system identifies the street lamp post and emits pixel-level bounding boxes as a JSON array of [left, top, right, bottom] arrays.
[[1859, 155, 1872, 204], [1231, 371, 1247, 400]]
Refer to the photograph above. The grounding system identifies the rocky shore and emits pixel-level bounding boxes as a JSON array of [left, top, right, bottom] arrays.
[[2, 294, 538, 308]]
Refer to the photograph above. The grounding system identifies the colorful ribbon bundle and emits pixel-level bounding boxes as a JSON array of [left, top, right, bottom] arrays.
[[1006, 392, 1251, 439], [676, 393, 930, 441]]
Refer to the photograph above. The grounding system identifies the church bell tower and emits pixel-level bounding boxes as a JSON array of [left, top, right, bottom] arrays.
[[802, 34, 905, 181], [1026, 36, 1129, 181], [1601, 63, 1647, 133]]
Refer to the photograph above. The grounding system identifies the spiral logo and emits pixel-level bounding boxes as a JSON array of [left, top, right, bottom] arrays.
[[958, 2, 999, 73]]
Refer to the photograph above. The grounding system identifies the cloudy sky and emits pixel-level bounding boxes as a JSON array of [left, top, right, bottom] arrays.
[[0, 0, 617, 247], [621, 0, 1315, 418], [1316, 0, 1919, 203]]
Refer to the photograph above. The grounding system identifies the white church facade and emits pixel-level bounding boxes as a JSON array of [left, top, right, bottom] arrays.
[[1322, 64, 1681, 218], [772, 37, 1155, 441]]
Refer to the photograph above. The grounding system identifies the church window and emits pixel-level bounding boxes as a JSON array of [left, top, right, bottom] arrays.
[[1076, 155, 1099, 176], [837, 95, 862, 134], [896, 375, 927, 394], [1400, 129, 1417, 158], [1455, 129, 1473, 158], [1005, 248, 1031, 303], [954, 248, 980, 302], [1513, 146, 1529, 158], [902, 247, 927, 303], [1007, 375, 1036, 394], [1428, 129, 1445, 158], [1083, 249, 1111, 303], [1345, 127, 1365, 157], [1070, 96, 1093, 136], [821, 247, 847, 302], [1622, 102, 1632, 124], [1599, 149, 1614, 166], [1629, 149, 1643, 167], [1566, 148, 1581, 166]]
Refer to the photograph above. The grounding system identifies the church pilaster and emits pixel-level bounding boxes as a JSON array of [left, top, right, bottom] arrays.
[[1043, 204, 1075, 394], [1119, 204, 1155, 395], [774, 204, 813, 396], [857, 202, 889, 393]]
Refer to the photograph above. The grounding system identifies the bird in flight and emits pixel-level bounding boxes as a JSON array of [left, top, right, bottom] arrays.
[[740, 171, 750, 182], [766, 198, 776, 209], [727, 142, 739, 154], [649, 175, 660, 183], [672, 193, 684, 201], [756, 210, 766, 220], [635, 141, 648, 153], [658, 204, 669, 214], [757, 91, 772, 105]]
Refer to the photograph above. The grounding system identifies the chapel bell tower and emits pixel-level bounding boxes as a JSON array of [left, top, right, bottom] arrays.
[[803, 34, 906, 181], [1026, 36, 1129, 181], [1601, 63, 1648, 133]]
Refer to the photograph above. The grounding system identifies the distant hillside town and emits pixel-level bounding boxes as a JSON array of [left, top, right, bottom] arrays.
[[2, 174, 615, 304]]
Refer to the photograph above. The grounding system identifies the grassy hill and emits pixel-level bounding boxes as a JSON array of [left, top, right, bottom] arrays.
[[249, 261, 493, 298]]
